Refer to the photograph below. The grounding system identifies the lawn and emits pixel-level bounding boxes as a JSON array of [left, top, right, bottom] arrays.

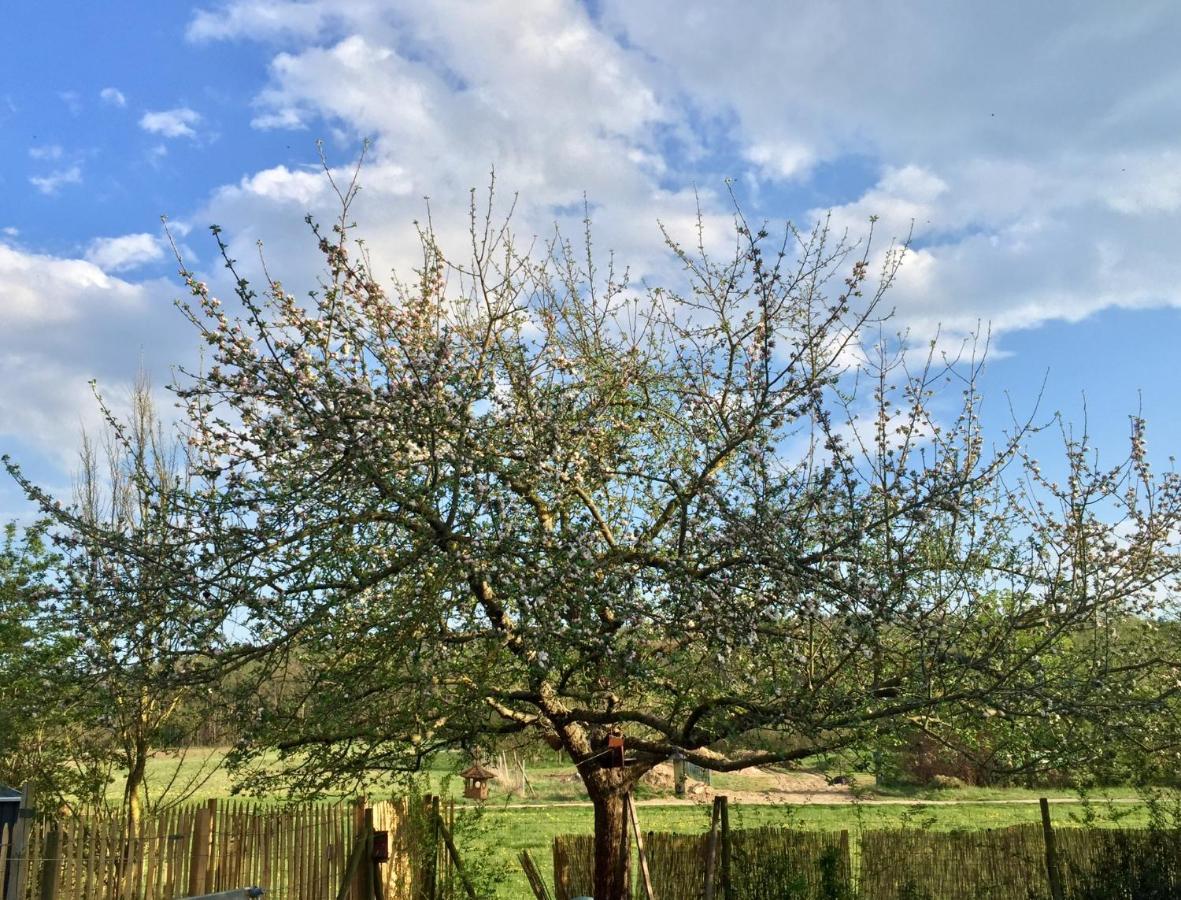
[[103, 749, 1155, 898]]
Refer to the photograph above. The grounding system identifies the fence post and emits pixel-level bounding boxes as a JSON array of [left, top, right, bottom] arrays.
[[361, 803, 380, 897], [702, 797, 721, 900], [839, 830, 850, 884], [428, 795, 440, 900], [188, 803, 214, 898], [6, 783, 34, 900], [719, 796, 732, 900], [205, 798, 219, 895], [351, 798, 368, 900], [1039, 798, 1065, 900], [37, 822, 60, 900]]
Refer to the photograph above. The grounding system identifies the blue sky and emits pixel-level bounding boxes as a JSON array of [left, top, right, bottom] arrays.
[[3, 1, 1181, 517]]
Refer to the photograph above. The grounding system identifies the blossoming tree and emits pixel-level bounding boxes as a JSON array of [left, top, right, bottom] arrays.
[[14, 178, 1181, 897]]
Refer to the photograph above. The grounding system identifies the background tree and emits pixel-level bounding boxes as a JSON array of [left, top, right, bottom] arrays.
[[69, 375, 227, 830], [0, 522, 114, 813], [12, 180, 1181, 897], [5, 377, 225, 827]]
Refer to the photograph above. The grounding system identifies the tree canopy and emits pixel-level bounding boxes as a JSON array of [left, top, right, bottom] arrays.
[[10, 181, 1181, 897]]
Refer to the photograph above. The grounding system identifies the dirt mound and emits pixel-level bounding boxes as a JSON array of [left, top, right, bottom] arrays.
[[641, 763, 676, 789]]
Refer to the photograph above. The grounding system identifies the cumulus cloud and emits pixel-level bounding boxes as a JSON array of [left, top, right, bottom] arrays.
[[99, 87, 127, 107], [0, 243, 143, 325], [84, 233, 166, 272], [181, 0, 735, 301], [176, 0, 1181, 354], [187, 0, 343, 42], [29, 165, 82, 195], [140, 107, 203, 138], [0, 242, 188, 478], [11, 0, 1149, 398], [745, 141, 814, 180], [12, 0, 1181, 509], [589, 0, 1181, 345]]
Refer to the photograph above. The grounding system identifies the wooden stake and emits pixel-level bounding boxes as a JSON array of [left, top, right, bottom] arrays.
[[626, 794, 657, 900], [1040, 798, 1065, 900], [719, 796, 732, 900], [335, 831, 369, 900], [37, 822, 60, 900], [367, 807, 385, 900], [351, 798, 368, 900], [204, 798, 218, 895], [428, 795, 440, 900], [702, 797, 722, 900], [518, 850, 554, 900], [436, 811, 477, 900]]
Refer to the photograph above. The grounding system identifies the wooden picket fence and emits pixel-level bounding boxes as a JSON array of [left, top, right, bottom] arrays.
[[0, 796, 437, 900]]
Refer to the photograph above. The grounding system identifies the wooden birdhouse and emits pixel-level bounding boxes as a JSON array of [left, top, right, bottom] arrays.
[[459, 762, 496, 801]]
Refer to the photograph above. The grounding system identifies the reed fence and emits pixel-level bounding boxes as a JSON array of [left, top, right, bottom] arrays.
[[549, 809, 1181, 900], [552, 827, 849, 900]]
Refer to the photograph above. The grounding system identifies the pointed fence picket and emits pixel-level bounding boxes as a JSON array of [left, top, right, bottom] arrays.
[[0, 796, 432, 900]]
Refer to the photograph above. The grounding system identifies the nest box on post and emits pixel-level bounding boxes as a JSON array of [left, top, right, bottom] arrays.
[[459, 762, 496, 801]]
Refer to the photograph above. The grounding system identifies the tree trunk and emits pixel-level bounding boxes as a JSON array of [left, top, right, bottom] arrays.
[[590, 788, 630, 900], [124, 737, 146, 834]]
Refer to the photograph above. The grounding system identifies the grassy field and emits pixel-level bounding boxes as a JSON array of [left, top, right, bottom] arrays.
[[467, 799, 1154, 897], [109, 748, 1155, 899]]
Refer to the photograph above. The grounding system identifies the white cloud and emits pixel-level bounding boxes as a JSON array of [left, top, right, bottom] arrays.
[[100, 87, 127, 107], [28, 144, 62, 161], [140, 107, 203, 139], [0, 242, 186, 472], [0, 243, 143, 325], [84, 233, 166, 272], [222, 164, 340, 206], [187, 0, 342, 42], [174, 0, 1181, 354], [184, 0, 706, 297], [251, 107, 305, 130], [58, 91, 82, 115], [745, 141, 814, 180], [29, 165, 82, 195]]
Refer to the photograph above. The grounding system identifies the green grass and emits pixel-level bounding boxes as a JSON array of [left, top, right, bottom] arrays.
[[471, 799, 1155, 898], [111, 749, 1158, 898]]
